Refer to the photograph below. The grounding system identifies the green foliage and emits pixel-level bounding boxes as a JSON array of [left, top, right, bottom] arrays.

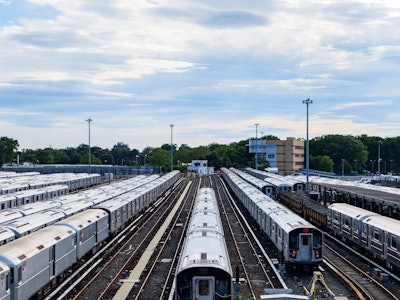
[[3, 133, 400, 174], [0, 137, 19, 165], [310, 134, 368, 173]]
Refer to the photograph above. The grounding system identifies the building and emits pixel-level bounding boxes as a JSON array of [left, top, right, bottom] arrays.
[[249, 137, 304, 175], [187, 160, 214, 176]]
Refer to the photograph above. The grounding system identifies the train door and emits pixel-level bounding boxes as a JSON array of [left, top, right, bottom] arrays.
[[298, 233, 312, 261], [192, 276, 215, 300]]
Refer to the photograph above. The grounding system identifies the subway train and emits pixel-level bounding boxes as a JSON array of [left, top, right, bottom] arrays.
[[327, 203, 400, 272], [0, 175, 160, 245], [231, 167, 292, 198], [221, 168, 323, 267], [245, 167, 305, 194], [175, 187, 232, 300], [279, 191, 400, 273], [0, 184, 70, 210], [0, 171, 180, 300], [0, 172, 101, 195]]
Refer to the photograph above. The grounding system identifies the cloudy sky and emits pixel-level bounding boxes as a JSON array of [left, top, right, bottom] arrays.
[[1, 0, 400, 151]]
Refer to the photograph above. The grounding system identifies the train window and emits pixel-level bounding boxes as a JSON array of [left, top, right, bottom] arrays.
[[6, 273, 9, 292], [313, 234, 322, 247], [278, 228, 282, 238], [18, 266, 22, 284], [289, 235, 299, 249], [199, 280, 210, 295], [391, 236, 398, 249], [302, 235, 309, 246], [374, 230, 380, 241]]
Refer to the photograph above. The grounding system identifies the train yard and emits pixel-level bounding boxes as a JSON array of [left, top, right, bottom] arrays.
[[0, 170, 400, 299]]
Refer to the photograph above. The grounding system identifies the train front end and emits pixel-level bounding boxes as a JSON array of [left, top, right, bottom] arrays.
[[288, 227, 323, 265]]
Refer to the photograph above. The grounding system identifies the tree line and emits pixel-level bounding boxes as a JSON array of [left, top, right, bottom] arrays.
[[0, 134, 398, 174]]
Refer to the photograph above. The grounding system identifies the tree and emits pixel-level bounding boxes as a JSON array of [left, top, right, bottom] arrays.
[[310, 135, 368, 173], [149, 148, 169, 169], [319, 155, 334, 172], [0, 137, 19, 165]]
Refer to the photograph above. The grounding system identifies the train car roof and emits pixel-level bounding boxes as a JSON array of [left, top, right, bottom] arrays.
[[179, 231, 231, 273], [363, 215, 400, 236], [0, 226, 75, 265], [328, 203, 379, 220], [0, 226, 15, 242], [1, 210, 66, 236], [0, 210, 24, 223], [0, 261, 10, 275], [270, 208, 316, 232], [230, 168, 272, 189], [54, 208, 108, 231]]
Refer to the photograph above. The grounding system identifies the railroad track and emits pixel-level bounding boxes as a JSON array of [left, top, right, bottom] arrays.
[[323, 236, 400, 300], [45, 178, 187, 299], [215, 175, 286, 299], [125, 177, 202, 299]]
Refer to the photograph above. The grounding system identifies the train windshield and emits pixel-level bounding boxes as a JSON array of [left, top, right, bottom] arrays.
[[313, 232, 322, 247]]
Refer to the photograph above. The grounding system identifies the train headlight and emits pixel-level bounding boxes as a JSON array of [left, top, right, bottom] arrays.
[[315, 249, 321, 258], [290, 249, 297, 258]]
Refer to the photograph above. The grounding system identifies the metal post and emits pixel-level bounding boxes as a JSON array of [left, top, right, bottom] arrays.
[[170, 124, 174, 172], [378, 141, 382, 175], [86, 118, 92, 173], [354, 159, 358, 175], [342, 159, 345, 179], [255, 123, 259, 170], [302, 99, 313, 195]]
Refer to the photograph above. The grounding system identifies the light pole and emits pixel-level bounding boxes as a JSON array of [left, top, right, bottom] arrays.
[[302, 99, 313, 195], [341, 159, 345, 179], [378, 141, 382, 175], [144, 154, 147, 165], [135, 155, 138, 165], [381, 160, 386, 175], [354, 159, 358, 175], [86, 118, 92, 173], [255, 123, 259, 170], [370, 159, 375, 174], [170, 124, 174, 172]]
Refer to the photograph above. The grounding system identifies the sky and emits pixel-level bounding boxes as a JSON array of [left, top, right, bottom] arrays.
[[1, 0, 400, 151]]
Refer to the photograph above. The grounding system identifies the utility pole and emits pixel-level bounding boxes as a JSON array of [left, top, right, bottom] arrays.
[[170, 124, 174, 172], [86, 118, 92, 174], [302, 99, 313, 195], [255, 123, 259, 170]]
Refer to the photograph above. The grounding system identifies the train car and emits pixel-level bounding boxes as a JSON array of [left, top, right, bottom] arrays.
[[230, 168, 275, 196], [0, 227, 15, 246], [0, 226, 76, 300], [0, 261, 10, 300], [327, 203, 380, 245], [0, 171, 180, 300], [327, 203, 400, 271], [246, 167, 305, 193], [263, 177, 292, 198], [221, 168, 323, 267], [175, 188, 232, 300], [53, 209, 109, 258], [0, 183, 30, 195], [0, 209, 66, 238], [0, 195, 17, 211], [363, 215, 400, 270]]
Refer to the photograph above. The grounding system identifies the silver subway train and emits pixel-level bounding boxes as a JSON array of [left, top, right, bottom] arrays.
[[221, 168, 323, 267], [175, 187, 232, 300]]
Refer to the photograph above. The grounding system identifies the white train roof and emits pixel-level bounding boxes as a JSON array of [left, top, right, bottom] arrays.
[[363, 215, 400, 236], [54, 208, 107, 230], [328, 203, 380, 220], [0, 226, 75, 265]]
